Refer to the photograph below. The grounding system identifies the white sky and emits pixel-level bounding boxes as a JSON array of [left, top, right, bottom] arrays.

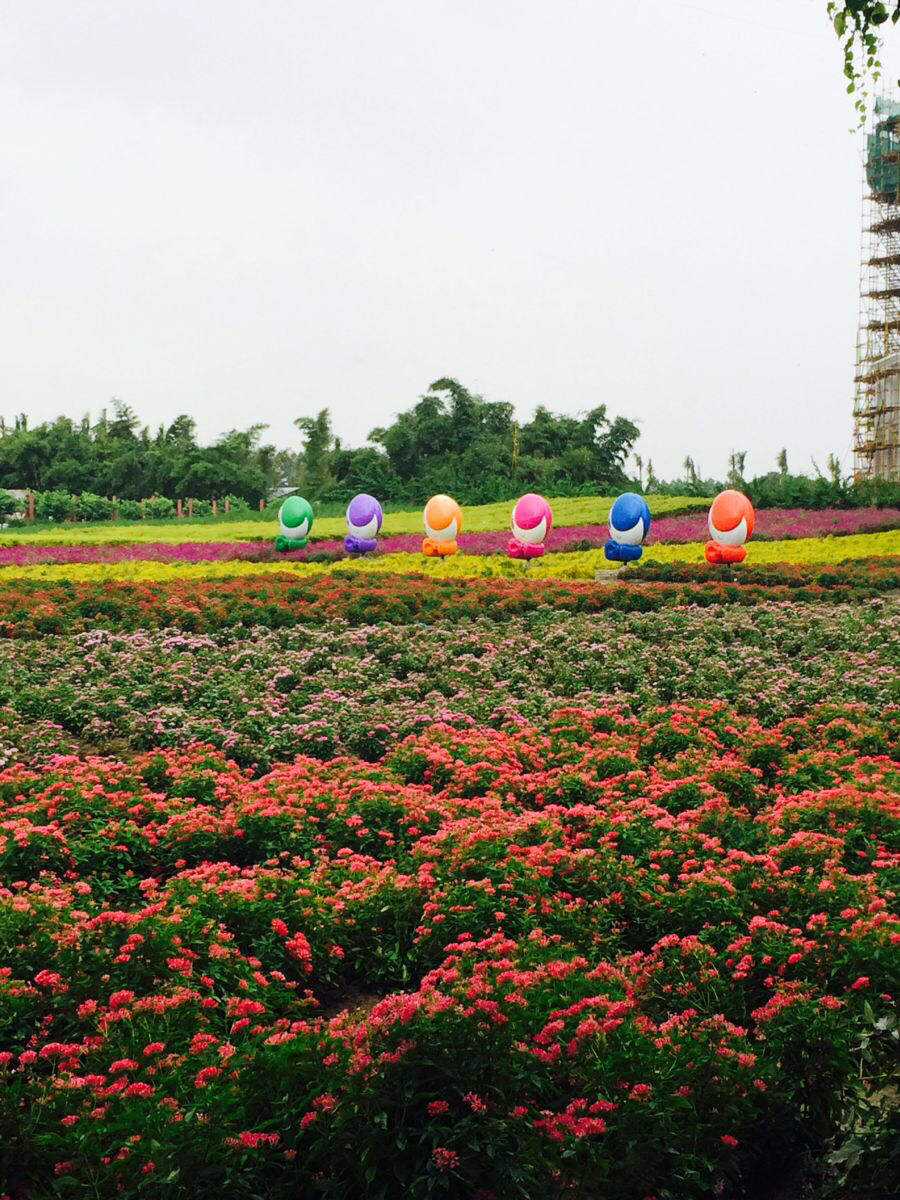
[[0, 0, 891, 480]]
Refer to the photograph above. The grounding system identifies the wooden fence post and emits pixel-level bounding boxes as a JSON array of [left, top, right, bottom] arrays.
[[141, 498, 146, 519], [111, 496, 118, 521], [212, 499, 218, 516], [258, 498, 265, 512], [188, 498, 194, 518], [176, 499, 183, 518], [27, 492, 35, 521], [224, 496, 230, 514]]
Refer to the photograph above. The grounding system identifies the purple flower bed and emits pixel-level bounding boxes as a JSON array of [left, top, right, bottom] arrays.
[[1, 507, 897, 565]]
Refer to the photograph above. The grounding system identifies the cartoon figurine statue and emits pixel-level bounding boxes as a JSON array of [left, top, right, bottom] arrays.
[[508, 493, 553, 559], [344, 493, 383, 554], [705, 490, 755, 564], [423, 494, 462, 557], [605, 492, 651, 562], [274, 495, 314, 552]]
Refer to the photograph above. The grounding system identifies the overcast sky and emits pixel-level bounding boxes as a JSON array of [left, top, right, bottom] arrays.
[[0, 0, 892, 480]]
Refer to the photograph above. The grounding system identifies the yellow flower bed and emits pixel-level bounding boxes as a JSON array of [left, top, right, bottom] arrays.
[[527, 530, 900, 576], [2, 530, 897, 582], [0, 495, 710, 544]]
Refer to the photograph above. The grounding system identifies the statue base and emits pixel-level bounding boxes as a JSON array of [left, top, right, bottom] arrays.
[[594, 568, 624, 585]]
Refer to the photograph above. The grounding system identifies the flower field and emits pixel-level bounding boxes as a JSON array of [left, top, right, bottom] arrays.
[[0, 559, 898, 641], [2, 507, 898, 564], [1, 503, 898, 1199], [2, 601, 896, 769], [0, 530, 898, 584]]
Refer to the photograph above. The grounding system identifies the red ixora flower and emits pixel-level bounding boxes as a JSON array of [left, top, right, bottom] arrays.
[[34, 969, 64, 989], [850, 976, 870, 991], [109, 1059, 139, 1073], [124, 1082, 155, 1098], [721, 1134, 739, 1147], [432, 1147, 460, 1171], [224, 1131, 281, 1150]]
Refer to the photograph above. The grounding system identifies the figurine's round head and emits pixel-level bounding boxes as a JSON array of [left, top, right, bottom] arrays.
[[278, 494, 314, 540], [346, 493, 383, 540], [423, 494, 462, 542], [608, 492, 652, 546], [708, 489, 755, 547], [511, 493, 553, 545]]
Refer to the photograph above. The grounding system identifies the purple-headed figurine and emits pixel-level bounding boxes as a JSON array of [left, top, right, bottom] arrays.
[[344, 493, 383, 554]]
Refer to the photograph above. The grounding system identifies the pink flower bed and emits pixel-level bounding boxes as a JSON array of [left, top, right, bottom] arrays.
[[1, 507, 896, 565]]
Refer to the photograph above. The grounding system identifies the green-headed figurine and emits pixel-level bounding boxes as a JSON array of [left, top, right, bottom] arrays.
[[274, 494, 314, 552]]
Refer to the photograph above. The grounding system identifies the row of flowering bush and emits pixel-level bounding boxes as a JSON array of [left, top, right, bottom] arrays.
[[0, 561, 897, 640], [12, 491, 256, 524], [1, 601, 895, 770], [1, 531, 899, 582], [1, 703, 897, 1198], [3, 507, 898, 565]]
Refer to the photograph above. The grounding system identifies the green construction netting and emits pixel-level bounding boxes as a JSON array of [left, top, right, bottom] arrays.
[[867, 97, 900, 195]]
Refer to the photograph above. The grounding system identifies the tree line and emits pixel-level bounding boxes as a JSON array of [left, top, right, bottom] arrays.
[[0, 406, 277, 504], [2, 381, 897, 515], [0, 381, 641, 507]]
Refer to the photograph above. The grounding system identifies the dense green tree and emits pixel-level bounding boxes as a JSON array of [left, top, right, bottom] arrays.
[[330, 379, 639, 505], [295, 410, 334, 498]]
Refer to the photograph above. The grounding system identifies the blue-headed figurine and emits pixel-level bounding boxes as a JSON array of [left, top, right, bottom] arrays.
[[605, 493, 651, 562]]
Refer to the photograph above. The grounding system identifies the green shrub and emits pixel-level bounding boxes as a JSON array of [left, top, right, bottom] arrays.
[[0, 490, 19, 520], [33, 489, 72, 522], [143, 495, 176, 519], [74, 492, 115, 522], [115, 499, 143, 520]]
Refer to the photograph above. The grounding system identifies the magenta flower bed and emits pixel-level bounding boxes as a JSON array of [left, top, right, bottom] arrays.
[[1, 507, 897, 565]]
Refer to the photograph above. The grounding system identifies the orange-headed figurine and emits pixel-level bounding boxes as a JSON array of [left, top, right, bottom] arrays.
[[423, 494, 462, 557], [705, 489, 755, 564]]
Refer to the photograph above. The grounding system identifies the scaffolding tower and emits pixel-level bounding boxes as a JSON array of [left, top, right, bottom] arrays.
[[855, 96, 900, 480]]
